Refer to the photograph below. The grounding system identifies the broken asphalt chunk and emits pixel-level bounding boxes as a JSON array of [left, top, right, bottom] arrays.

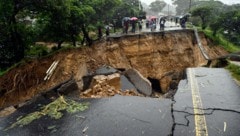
[[124, 69, 152, 96]]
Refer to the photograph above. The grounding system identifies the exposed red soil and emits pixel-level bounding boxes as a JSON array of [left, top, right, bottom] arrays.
[[0, 30, 228, 108]]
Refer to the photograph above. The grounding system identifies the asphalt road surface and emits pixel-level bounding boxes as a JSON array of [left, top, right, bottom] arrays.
[[0, 67, 240, 136]]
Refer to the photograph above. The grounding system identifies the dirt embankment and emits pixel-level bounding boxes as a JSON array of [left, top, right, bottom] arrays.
[[0, 30, 228, 108]]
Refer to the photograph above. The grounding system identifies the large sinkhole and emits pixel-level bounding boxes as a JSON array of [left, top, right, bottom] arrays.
[[0, 31, 229, 109], [79, 65, 187, 99]]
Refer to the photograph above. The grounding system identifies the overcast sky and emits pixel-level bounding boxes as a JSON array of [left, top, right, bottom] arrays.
[[140, 0, 240, 5]]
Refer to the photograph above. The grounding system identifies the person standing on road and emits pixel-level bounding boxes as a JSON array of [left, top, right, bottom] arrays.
[[131, 20, 136, 33], [98, 26, 102, 39], [106, 25, 110, 36], [146, 20, 149, 28], [138, 20, 142, 32], [151, 21, 156, 32], [159, 18, 166, 31], [175, 17, 178, 26], [180, 17, 186, 28], [124, 20, 129, 34]]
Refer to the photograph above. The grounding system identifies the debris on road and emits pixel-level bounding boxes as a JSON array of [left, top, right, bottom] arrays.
[[80, 73, 142, 98], [82, 126, 89, 133], [44, 60, 59, 81], [124, 69, 152, 96], [4, 96, 89, 131]]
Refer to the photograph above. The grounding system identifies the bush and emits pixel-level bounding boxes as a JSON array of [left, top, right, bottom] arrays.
[[226, 63, 240, 81], [203, 29, 240, 53], [26, 45, 49, 57]]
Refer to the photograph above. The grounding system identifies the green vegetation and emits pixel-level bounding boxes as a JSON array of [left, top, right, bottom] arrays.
[[203, 29, 240, 53], [5, 96, 89, 131], [226, 63, 240, 81], [0, 70, 5, 77], [186, 1, 240, 53], [0, 61, 23, 77], [191, 6, 213, 30], [26, 45, 49, 57], [149, 0, 166, 13], [0, 0, 146, 70]]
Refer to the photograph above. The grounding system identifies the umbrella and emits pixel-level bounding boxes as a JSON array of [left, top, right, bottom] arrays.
[[184, 13, 191, 17], [130, 17, 138, 21], [122, 17, 131, 22], [150, 16, 157, 19]]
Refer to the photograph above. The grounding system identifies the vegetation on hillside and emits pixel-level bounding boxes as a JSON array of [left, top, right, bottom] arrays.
[[173, 0, 240, 80], [226, 63, 240, 82], [0, 0, 146, 71], [1, 0, 240, 75], [186, 1, 240, 53]]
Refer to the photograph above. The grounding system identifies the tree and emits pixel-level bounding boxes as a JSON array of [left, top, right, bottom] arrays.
[[88, 0, 121, 39], [0, 0, 142, 69], [0, 0, 34, 68], [191, 6, 212, 29], [210, 9, 240, 42], [149, 0, 166, 13], [173, 0, 194, 15], [36, 0, 96, 47], [111, 0, 145, 28]]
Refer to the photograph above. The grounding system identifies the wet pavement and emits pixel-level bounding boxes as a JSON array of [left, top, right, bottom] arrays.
[[0, 96, 173, 136], [109, 21, 183, 37], [0, 67, 240, 136], [174, 67, 240, 135]]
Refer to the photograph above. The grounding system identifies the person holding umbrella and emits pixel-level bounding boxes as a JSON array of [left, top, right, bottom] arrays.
[[130, 17, 138, 33], [138, 20, 143, 32], [122, 17, 130, 34]]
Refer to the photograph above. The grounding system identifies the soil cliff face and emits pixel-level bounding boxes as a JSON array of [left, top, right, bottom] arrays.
[[0, 30, 228, 108]]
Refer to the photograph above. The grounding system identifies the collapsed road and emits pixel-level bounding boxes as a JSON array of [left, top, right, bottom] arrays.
[[0, 29, 228, 107], [0, 28, 239, 136], [0, 67, 240, 136]]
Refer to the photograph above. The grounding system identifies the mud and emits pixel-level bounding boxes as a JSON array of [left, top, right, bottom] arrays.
[[0, 30, 228, 108]]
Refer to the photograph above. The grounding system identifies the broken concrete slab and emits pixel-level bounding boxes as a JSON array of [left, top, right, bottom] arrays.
[[57, 79, 79, 98], [124, 69, 152, 96], [95, 65, 118, 75], [120, 75, 137, 92], [75, 63, 88, 90]]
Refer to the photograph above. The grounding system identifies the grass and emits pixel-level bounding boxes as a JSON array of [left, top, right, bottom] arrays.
[[203, 29, 240, 53], [26, 45, 49, 57], [0, 70, 5, 76], [0, 43, 79, 77], [0, 61, 23, 77], [226, 63, 240, 82], [5, 96, 89, 131], [202, 28, 240, 82]]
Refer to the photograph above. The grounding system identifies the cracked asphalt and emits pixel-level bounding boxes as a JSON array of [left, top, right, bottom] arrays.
[[173, 67, 240, 136], [1, 67, 240, 136]]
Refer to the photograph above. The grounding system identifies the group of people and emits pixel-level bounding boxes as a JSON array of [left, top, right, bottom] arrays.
[[122, 17, 166, 33], [146, 17, 166, 31], [96, 15, 189, 39], [97, 25, 110, 39], [123, 19, 143, 34]]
